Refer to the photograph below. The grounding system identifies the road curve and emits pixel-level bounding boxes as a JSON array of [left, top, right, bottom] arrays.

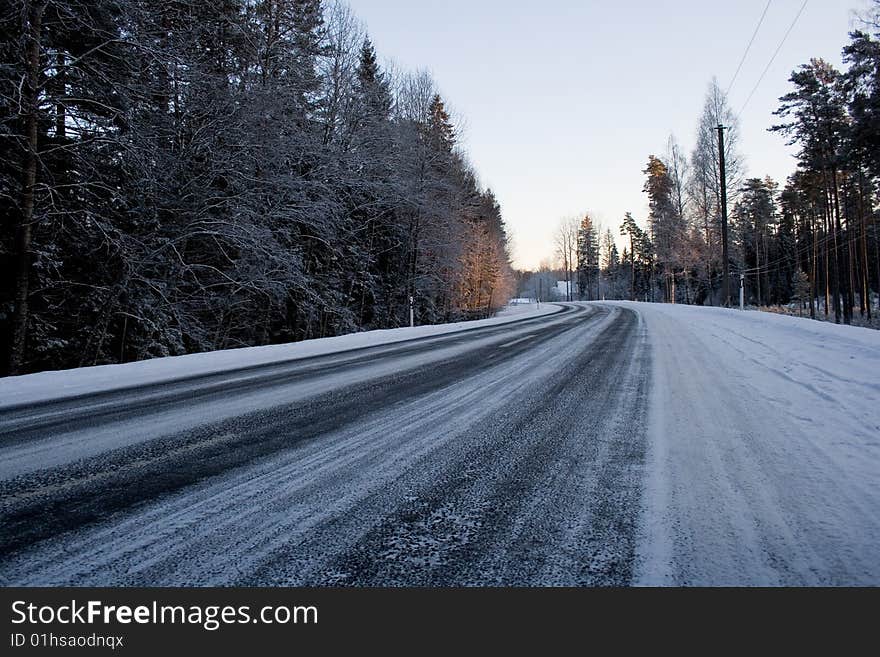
[[6, 301, 876, 586], [0, 304, 650, 585]]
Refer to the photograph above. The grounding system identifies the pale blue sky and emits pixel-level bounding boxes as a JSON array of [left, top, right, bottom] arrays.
[[347, 0, 863, 269]]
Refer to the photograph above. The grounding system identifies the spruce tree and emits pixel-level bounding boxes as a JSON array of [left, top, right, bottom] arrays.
[[427, 94, 455, 154]]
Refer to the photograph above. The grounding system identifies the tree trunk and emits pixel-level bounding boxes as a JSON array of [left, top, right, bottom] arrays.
[[54, 51, 66, 139], [755, 227, 762, 307], [821, 173, 833, 320], [810, 211, 817, 320], [830, 167, 845, 324], [9, 1, 46, 375], [630, 237, 635, 302], [859, 170, 871, 320]]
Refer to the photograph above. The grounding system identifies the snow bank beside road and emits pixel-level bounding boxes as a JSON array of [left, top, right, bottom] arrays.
[[610, 302, 880, 585], [0, 302, 558, 409]]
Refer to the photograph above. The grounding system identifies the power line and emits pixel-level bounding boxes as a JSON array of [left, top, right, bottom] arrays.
[[741, 230, 837, 275], [741, 228, 863, 276], [726, 0, 773, 97], [739, 0, 809, 115]]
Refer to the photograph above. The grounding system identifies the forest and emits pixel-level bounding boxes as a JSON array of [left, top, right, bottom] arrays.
[[1, 0, 515, 376], [535, 13, 880, 327]]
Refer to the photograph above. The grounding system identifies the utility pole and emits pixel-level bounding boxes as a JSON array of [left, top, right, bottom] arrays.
[[740, 274, 745, 311], [409, 295, 414, 328], [718, 124, 731, 307]]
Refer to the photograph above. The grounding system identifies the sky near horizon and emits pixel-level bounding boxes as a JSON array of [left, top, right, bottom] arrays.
[[346, 0, 863, 270]]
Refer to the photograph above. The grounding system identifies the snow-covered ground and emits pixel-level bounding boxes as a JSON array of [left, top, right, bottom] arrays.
[[606, 302, 880, 585], [0, 301, 555, 410]]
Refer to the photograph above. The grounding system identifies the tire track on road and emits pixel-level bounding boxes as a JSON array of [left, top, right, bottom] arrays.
[[284, 307, 648, 586], [0, 306, 598, 561]]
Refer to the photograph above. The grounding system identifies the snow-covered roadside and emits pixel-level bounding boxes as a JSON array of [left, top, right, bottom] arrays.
[[609, 302, 880, 585], [0, 302, 558, 410]]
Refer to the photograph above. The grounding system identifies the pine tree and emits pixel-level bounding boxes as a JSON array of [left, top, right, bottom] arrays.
[[2, 0, 135, 373], [427, 94, 455, 154], [733, 178, 778, 306], [576, 214, 600, 300], [843, 29, 880, 319], [643, 155, 684, 303], [601, 228, 620, 299], [620, 212, 650, 302], [772, 59, 850, 323], [356, 38, 393, 121]]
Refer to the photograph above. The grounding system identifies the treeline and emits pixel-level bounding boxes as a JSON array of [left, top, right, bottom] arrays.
[[568, 14, 880, 325], [0, 0, 514, 375]]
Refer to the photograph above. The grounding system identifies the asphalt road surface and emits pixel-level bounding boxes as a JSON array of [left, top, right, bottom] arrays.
[[0, 304, 649, 586], [4, 301, 877, 586]]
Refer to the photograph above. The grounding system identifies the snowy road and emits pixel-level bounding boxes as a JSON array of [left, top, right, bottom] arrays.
[[1, 302, 878, 586]]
